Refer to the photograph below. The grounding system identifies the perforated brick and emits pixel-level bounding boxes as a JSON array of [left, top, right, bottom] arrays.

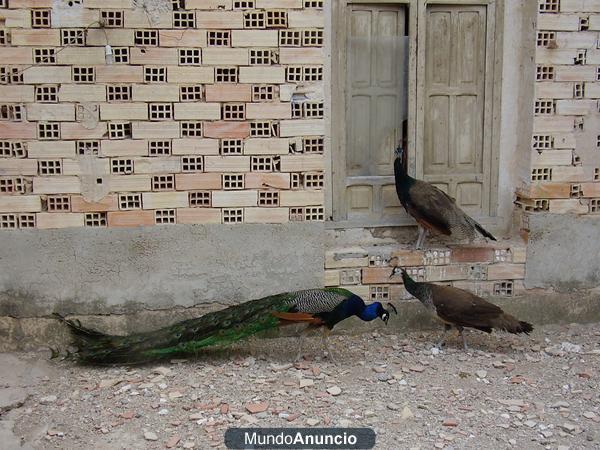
[[303, 29, 323, 46], [34, 48, 56, 64], [155, 209, 176, 224], [181, 121, 203, 137], [304, 206, 323, 221], [47, 195, 70, 212], [0, 214, 18, 229], [135, 30, 159, 46], [493, 281, 513, 296], [113, 47, 129, 64], [119, 193, 142, 210], [111, 158, 133, 175], [534, 99, 554, 115], [536, 31, 555, 47], [18, 214, 36, 228], [258, 191, 279, 207], [303, 136, 324, 153], [189, 191, 211, 207], [0, 67, 23, 84], [222, 173, 244, 190], [531, 167, 552, 181], [244, 11, 265, 29], [250, 49, 276, 65], [85, 212, 107, 227], [148, 140, 171, 156], [144, 67, 167, 83], [233, 1, 255, 9], [208, 31, 231, 47], [152, 175, 175, 191], [251, 155, 275, 172], [538, 0, 559, 13], [108, 122, 132, 139], [424, 249, 451, 265], [182, 156, 203, 172], [62, 29, 85, 46], [101, 10, 124, 28], [149, 103, 173, 121], [37, 123, 60, 140], [180, 85, 203, 102], [494, 249, 512, 262], [252, 84, 276, 102], [77, 140, 99, 156], [107, 84, 131, 102], [222, 208, 243, 223], [32, 9, 51, 28], [173, 11, 195, 28], [220, 104, 245, 121], [220, 139, 243, 155], [536, 65, 554, 81], [303, 172, 323, 189], [215, 67, 238, 83], [279, 30, 301, 47], [39, 159, 62, 175], [179, 48, 201, 65], [533, 134, 553, 151], [304, 0, 323, 7], [250, 121, 276, 138], [369, 285, 389, 301]]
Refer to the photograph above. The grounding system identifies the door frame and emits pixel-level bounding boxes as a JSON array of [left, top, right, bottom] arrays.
[[328, 0, 504, 228]]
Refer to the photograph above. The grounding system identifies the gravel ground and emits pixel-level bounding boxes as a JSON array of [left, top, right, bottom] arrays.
[[1, 322, 599, 450]]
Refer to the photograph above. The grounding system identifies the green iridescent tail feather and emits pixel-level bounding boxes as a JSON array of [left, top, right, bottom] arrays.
[[56, 293, 296, 365]]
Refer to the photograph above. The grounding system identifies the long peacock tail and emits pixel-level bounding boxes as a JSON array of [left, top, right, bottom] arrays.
[[57, 292, 300, 365]]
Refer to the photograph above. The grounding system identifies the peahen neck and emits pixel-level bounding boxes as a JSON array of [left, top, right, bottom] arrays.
[[401, 272, 433, 309], [394, 157, 415, 196]]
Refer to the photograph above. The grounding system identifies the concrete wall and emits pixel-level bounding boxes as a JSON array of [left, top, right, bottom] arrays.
[[0, 223, 324, 318], [525, 213, 600, 290]]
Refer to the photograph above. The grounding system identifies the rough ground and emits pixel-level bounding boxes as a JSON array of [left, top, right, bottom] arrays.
[[1, 323, 599, 450]]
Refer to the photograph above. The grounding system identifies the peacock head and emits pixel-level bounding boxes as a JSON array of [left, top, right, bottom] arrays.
[[361, 302, 398, 324]]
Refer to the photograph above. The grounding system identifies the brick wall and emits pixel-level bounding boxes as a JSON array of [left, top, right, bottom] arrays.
[[516, 0, 600, 216], [0, 0, 325, 230]]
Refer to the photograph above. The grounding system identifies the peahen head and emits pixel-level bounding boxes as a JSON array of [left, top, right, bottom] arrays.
[[359, 301, 397, 324], [394, 145, 404, 160]]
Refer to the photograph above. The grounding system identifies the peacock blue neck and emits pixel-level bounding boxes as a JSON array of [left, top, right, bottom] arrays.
[[343, 295, 381, 322]]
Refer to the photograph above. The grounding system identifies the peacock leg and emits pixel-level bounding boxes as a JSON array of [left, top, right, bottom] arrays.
[[295, 328, 307, 362], [321, 328, 338, 365], [435, 324, 452, 349], [456, 326, 469, 351], [415, 226, 428, 250]]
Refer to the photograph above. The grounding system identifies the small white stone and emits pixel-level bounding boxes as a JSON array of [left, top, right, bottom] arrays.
[[144, 431, 158, 441], [327, 386, 342, 396]]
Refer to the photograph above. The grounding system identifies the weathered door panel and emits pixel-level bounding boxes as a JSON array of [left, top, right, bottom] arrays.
[[344, 4, 407, 222], [422, 5, 489, 215]]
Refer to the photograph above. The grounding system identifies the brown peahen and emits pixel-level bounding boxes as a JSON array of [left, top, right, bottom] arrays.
[[56, 288, 396, 364], [394, 146, 496, 249], [394, 268, 532, 350]]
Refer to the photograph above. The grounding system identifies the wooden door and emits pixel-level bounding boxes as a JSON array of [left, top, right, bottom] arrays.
[[420, 4, 492, 215], [342, 4, 407, 223]]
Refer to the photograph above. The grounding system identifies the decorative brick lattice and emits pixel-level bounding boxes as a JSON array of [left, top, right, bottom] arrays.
[[0, 1, 325, 231]]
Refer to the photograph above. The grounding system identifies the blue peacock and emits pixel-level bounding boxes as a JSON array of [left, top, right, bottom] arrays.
[[56, 288, 396, 364]]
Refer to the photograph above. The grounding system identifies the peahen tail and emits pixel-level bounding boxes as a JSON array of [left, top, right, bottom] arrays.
[[56, 293, 295, 365]]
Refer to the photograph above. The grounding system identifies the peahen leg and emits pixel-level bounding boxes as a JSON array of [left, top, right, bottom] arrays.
[[415, 226, 428, 250], [435, 324, 452, 349], [457, 326, 469, 351]]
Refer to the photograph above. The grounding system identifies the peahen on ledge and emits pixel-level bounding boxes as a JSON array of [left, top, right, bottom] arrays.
[[56, 288, 396, 365], [394, 145, 496, 249], [394, 268, 532, 350]]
